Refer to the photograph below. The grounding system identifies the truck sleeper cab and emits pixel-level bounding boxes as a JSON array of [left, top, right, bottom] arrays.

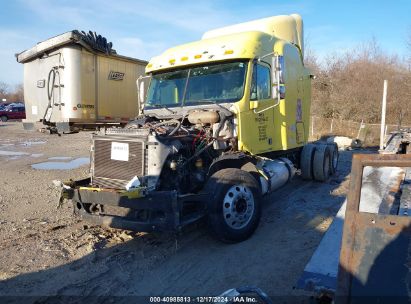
[[62, 14, 338, 242]]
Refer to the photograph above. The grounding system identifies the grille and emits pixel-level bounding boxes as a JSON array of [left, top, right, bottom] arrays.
[[93, 139, 144, 189]]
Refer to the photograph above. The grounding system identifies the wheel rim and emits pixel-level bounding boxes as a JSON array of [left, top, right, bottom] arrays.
[[222, 185, 255, 230]]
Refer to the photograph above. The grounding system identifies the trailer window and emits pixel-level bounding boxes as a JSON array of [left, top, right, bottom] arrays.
[[251, 64, 271, 100]]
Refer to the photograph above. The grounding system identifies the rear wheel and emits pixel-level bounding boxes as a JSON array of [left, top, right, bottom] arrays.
[[313, 144, 332, 182], [300, 143, 316, 180], [0, 115, 7, 122], [328, 143, 339, 174], [205, 168, 262, 243]]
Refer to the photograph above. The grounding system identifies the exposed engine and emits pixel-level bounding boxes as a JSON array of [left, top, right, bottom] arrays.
[[147, 110, 236, 193], [95, 109, 237, 194]]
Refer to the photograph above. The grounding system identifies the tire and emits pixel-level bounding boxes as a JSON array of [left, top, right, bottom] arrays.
[[313, 144, 331, 182], [351, 139, 362, 149], [0, 115, 7, 122], [327, 142, 339, 175], [204, 168, 262, 243], [300, 143, 316, 180]]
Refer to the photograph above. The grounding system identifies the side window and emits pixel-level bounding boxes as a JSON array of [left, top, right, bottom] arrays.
[[251, 63, 271, 100]]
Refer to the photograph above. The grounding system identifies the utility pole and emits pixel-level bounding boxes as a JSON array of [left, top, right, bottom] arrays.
[[379, 80, 388, 150]]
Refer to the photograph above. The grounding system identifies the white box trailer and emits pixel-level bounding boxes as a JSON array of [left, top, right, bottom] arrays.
[[16, 31, 147, 132]]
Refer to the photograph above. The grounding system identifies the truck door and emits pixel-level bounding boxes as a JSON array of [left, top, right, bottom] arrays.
[[239, 61, 276, 154]]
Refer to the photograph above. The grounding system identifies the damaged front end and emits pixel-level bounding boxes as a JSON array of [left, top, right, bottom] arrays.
[[58, 109, 236, 232], [60, 177, 208, 232]]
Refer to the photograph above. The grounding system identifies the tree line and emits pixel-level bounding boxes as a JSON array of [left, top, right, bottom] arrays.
[[305, 37, 411, 126], [0, 82, 24, 104]]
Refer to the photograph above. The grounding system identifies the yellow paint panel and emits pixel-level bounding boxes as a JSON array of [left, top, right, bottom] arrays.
[[236, 40, 310, 155], [146, 31, 273, 73]]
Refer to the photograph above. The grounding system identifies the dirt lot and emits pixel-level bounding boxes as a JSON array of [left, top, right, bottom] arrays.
[[0, 122, 356, 303]]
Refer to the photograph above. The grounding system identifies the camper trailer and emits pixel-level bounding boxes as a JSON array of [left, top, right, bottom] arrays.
[[16, 31, 147, 133]]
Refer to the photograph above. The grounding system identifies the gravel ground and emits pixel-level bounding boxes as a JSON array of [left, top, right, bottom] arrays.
[[0, 121, 358, 303]]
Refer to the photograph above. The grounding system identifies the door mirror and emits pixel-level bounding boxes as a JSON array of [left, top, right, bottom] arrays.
[[136, 75, 151, 114], [138, 80, 145, 105], [271, 55, 284, 100]]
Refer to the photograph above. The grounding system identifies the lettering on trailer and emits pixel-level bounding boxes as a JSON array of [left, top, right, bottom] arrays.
[[77, 104, 95, 109], [108, 71, 125, 81]]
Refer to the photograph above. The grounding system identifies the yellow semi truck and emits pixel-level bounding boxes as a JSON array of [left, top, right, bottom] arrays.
[[61, 14, 338, 242]]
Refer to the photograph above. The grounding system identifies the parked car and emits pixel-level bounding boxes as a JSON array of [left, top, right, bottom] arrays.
[[0, 105, 26, 121]]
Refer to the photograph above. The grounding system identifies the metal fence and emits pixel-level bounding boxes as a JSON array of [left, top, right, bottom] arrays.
[[309, 116, 411, 146]]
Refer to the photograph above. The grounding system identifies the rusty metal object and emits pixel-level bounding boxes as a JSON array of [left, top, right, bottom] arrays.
[[336, 154, 411, 303]]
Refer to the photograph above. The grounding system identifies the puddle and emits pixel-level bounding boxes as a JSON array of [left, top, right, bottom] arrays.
[[0, 150, 29, 156], [32, 157, 89, 170], [31, 154, 44, 158], [0, 150, 44, 158], [48, 156, 73, 160], [21, 141, 47, 146]]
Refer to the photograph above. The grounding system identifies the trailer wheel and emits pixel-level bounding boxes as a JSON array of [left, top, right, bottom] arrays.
[[328, 143, 339, 174], [300, 143, 316, 180], [0, 115, 7, 122], [313, 144, 332, 182], [205, 168, 261, 243]]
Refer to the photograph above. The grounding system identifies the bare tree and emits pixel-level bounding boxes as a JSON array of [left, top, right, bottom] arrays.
[[309, 37, 411, 125], [8, 84, 24, 102], [0, 82, 24, 103], [0, 82, 9, 100]]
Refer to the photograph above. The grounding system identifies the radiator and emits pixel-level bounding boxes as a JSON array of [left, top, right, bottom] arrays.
[[92, 138, 145, 189]]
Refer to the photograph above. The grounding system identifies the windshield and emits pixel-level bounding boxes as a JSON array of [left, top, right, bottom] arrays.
[[146, 61, 247, 108]]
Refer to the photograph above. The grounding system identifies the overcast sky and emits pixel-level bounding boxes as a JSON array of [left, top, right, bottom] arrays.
[[1, 0, 410, 87]]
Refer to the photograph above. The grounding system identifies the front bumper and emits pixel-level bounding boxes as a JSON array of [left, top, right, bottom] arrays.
[[62, 178, 207, 232]]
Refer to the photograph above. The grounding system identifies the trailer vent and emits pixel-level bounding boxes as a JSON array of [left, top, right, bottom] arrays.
[[93, 139, 144, 189]]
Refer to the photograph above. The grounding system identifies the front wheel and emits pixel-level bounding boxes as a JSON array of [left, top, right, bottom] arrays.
[[0, 115, 7, 122], [204, 168, 262, 243]]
